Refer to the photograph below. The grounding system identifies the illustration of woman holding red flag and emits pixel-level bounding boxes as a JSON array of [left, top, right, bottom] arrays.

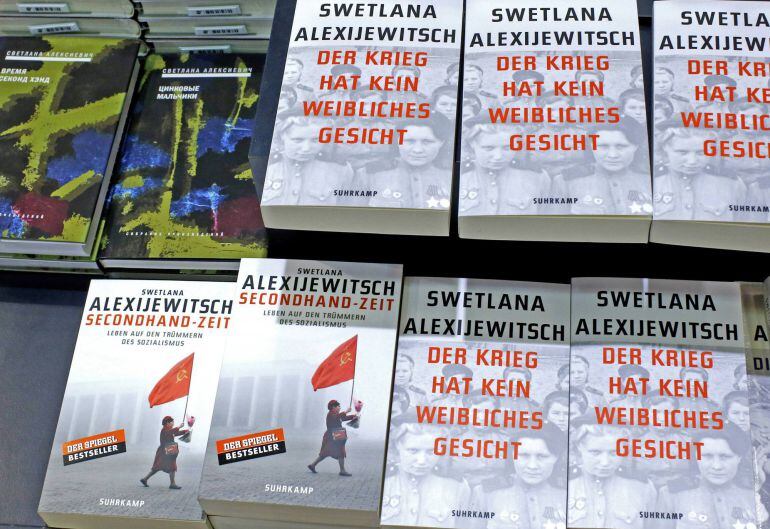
[[308, 399, 361, 477], [140, 415, 195, 489]]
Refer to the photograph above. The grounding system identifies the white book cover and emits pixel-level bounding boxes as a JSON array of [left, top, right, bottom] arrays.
[[381, 277, 570, 529], [38, 279, 233, 528], [749, 280, 770, 529], [198, 258, 403, 526], [261, 0, 462, 213], [459, 0, 651, 219], [569, 278, 757, 529], [653, 0, 770, 224]]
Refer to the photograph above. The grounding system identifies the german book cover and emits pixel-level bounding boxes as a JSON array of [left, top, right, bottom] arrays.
[[0, 36, 138, 255], [101, 51, 267, 266], [459, 1, 650, 223], [382, 277, 570, 529], [198, 258, 403, 527], [38, 279, 233, 528], [569, 278, 757, 529], [748, 282, 770, 529], [258, 0, 463, 235], [652, 0, 770, 250]]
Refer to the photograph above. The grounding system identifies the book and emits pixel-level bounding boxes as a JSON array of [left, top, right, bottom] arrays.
[[140, 16, 273, 40], [254, 0, 463, 235], [1, 1, 135, 17], [136, 0, 276, 18], [382, 277, 570, 529], [37, 279, 234, 529], [458, 0, 651, 242], [198, 258, 403, 528], [99, 50, 268, 271], [569, 278, 758, 529], [0, 36, 140, 257], [741, 282, 770, 529], [651, 0, 770, 252], [0, 17, 142, 38]]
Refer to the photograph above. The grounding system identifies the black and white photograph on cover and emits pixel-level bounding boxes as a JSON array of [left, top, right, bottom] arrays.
[[458, 49, 652, 218], [383, 338, 569, 529], [566, 344, 757, 529], [653, 55, 770, 223], [262, 45, 459, 210]]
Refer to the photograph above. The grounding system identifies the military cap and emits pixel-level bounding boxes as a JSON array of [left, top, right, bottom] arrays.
[[679, 366, 709, 381], [330, 64, 362, 77], [442, 363, 473, 379], [285, 56, 304, 68], [630, 64, 644, 80], [576, 70, 605, 82], [618, 364, 650, 379], [392, 64, 421, 77], [704, 74, 736, 87], [512, 70, 544, 83]]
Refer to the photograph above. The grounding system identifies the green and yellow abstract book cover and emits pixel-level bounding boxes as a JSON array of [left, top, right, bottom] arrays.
[[0, 36, 139, 247]]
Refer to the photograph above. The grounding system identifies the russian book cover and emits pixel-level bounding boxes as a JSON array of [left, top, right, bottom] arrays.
[[382, 277, 570, 529], [458, 0, 650, 242], [100, 51, 267, 271], [0, 36, 139, 257], [38, 279, 233, 529], [198, 258, 403, 528], [258, 0, 462, 235], [569, 278, 757, 529], [651, 0, 770, 252]]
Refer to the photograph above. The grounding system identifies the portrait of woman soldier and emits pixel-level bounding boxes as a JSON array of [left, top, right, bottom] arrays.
[[552, 118, 652, 216], [732, 364, 749, 391], [469, 423, 567, 529], [140, 415, 192, 489], [568, 424, 657, 529], [723, 391, 751, 432], [262, 112, 353, 206], [653, 66, 692, 113], [653, 96, 675, 127], [656, 424, 757, 529], [368, 114, 453, 209], [619, 88, 647, 126], [629, 65, 645, 90], [458, 119, 550, 216], [564, 356, 607, 410], [308, 399, 359, 477], [463, 63, 500, 108], [462, 93, 483, 123], [543, 390, 571, 432], [653, 125, 748, 220], [431, 85, 459, 122], [633, 395, 691, 489], [381, 423, 471, 528]]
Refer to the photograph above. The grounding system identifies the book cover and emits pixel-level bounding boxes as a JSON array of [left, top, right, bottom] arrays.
[[258, 0, 462, 234], [198, 258, 403, 526], [38, 279, 233, 528], [653, 0, 770, 224], [459, 0, 651, 219], [569, 278, 757, 529], [748, 282, 770, 529], [0, 36, 139, 253], [382, 277, 570, 529], [100, 51, 267, 265]]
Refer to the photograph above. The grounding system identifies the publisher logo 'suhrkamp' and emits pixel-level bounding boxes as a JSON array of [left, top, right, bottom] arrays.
[[216, 428, 286, 465], [61, 429, 127, 466]]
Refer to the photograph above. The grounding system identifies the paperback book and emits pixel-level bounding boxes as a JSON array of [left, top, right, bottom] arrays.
[[100, 51, 267, 271], [38, 279, 234, 529], [569, 278, 757, 529], [255, 0, 463, 235], [0, 36, 140, 257], [651, 0, 770, 252], [382, 277, 570, 529], [458, 0, 650, 242], [198, 258, 403, 528]]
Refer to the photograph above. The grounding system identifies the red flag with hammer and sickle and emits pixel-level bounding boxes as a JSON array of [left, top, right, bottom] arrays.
[[311, 336, 357, 391], [148, 353, 194, 407]]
